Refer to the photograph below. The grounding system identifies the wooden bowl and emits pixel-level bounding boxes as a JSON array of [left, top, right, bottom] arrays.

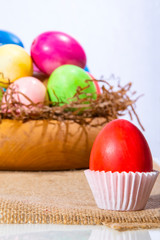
[[0, 119, 103, 171]]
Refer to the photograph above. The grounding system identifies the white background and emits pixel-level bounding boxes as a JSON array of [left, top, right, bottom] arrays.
[[0, 0, 160, 161]]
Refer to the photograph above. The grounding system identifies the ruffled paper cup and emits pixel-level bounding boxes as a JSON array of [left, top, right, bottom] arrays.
[[88, 229, 151, 240], [84, 170, 159, 211]]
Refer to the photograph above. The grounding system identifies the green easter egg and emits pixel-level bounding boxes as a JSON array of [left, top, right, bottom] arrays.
[[47, 65, 96, 104]]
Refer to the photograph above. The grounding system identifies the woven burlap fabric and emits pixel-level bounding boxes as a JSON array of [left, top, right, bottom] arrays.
[[0, 169, 159, 231]]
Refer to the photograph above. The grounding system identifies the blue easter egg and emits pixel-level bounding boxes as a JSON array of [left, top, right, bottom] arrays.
[[84, 65, 90, 72], [0, 30, 24, 47]]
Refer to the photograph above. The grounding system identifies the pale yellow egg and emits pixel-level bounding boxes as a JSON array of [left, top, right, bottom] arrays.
[[0, 44, 33, 87]]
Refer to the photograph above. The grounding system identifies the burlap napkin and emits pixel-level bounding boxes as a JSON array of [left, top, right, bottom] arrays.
[[0, 166, 159, 230]]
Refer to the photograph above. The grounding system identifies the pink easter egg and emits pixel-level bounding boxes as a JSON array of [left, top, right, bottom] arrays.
[[88, 73, 101, 94], [31, 31, 86, 75], [33, 63, 48, 81], [33, 63, 41, 73], [2, 76, 46, 112]]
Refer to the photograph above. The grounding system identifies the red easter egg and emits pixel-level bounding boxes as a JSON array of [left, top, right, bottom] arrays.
[[88, 73, 101, 94], [90, 119, 153, 173]]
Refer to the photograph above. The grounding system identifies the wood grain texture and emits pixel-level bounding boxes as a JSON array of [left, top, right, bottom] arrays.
[[0, 119, 103, 171]]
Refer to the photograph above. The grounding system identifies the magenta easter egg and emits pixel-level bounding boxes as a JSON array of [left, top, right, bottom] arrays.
[[2, 77, 46, 112], [31, 31, 87, 75]]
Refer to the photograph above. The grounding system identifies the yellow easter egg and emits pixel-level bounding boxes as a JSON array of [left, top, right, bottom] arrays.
[[0, 44, 33, 87]]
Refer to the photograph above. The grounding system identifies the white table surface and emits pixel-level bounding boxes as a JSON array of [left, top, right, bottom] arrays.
[[0, 225, 159, 240]]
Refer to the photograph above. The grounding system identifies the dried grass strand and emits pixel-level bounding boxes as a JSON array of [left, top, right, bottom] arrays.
[[0, 78, 143, 129]]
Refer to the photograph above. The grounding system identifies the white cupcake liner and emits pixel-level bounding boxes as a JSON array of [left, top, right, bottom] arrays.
[[84, 170, 159, 211], [88, 229, 151, 240]]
